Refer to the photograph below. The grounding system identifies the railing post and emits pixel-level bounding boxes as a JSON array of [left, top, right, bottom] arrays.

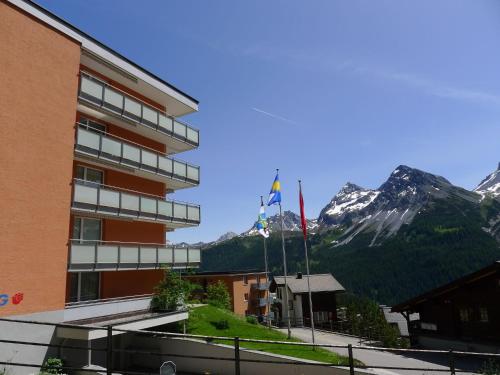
[[348, 344, 355, 375], [234, 336, 240, 375], [106, 325, 113, 375], [449, 350, 455, 375]]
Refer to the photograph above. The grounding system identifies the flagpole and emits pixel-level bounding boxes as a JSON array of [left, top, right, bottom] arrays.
[[261, 196, 271, 329], [276, 170, 292, 339], [299, 180, 316, 346]]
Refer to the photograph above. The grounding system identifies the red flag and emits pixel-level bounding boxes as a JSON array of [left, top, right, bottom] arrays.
[[299, 181, 307, 239]]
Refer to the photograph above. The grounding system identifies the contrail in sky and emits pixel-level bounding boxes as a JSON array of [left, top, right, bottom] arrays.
[[251, 107, 298, 125]]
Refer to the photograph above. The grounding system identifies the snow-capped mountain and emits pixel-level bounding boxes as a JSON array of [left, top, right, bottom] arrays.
[[319, 165, 479, 246], [474, 163, 500, 200], [244, 210, 318, 236], [215, 231, 239, 243]]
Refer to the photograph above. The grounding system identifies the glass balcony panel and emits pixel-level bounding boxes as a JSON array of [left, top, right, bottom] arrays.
[[173, 120, 186, 138], [74, 184, 98, 205], [124, 97, 141, 120], [142, 106, 158, 127], [120, 246, 139, 263], [101, 137, 122, 158], [141, 150, 158, 169], [77, 128, 100, 151], [140, 247, 157, 263], [98, 189, 120, 208], [187, 166, 199, 182], [158, 201, 173, 217], [122, 143, 141, 163], [187, 206, 200, 221], [189, 248, 201, 263], [173, 203, 187, 220], [71, 244, 95, 264], [174, 248, 188, 263], [80, 76, 103, 103], [158, 157, 173, 174], [97, 245, 119, 263], [121, 193, 140, 212], [140, 197, 157, 214], [158, 114, 173, 133], [173, 160, 186, 178], [158, 247, 173, 264], [103, 87, 123, 112], [186, 127, 199, 144]]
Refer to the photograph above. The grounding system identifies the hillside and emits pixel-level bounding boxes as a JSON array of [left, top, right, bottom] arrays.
[[200, 164, 500, 305]]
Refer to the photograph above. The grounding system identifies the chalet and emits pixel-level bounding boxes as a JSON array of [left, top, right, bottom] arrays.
[[270, 273, 345, 327], [392, 261, 500, 352]]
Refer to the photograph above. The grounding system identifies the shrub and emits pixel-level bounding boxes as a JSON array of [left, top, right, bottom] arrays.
[[481, 359, 500, 375], [151, 268, 198, 311], [212, 319, 229, 330], [206, 281, 231, 310], [246, 315, 258, 325], [39, 357, 63, 375]]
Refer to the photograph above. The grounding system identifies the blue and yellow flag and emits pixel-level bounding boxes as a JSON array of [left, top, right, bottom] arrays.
[[267, 172, 281, 206]]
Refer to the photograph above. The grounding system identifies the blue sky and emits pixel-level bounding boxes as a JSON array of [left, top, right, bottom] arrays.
[[38, 0, 500, 243]]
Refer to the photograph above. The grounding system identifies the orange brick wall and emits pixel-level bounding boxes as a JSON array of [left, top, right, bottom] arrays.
[[0, 2, 81, 316]]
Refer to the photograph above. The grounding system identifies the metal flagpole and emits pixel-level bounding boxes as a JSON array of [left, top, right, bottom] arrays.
[[261, 196, 271, 329], [275, 170, 292, 338], [299, 180, 315, 346]]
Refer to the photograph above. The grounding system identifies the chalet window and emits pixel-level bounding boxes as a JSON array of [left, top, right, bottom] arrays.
[[459, 308, 472, 322], [244, 293, 249, 302], [243, 275, 248, 285], [479, 307, 489, 323]]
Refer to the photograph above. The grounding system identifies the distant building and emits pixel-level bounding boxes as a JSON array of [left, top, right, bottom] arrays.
[[392, 261, 500, 352], [380, 305, 419, 337], [184, 270, 270, 317], [270, 273, 345, 327]]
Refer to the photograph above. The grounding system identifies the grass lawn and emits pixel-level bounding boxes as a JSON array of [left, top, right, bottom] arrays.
[[185, 305, 355, 365]]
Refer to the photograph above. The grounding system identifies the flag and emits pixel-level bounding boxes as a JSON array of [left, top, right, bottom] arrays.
[[267, 172, 281, 206], [299, 181, 307, 239], [256, 199, 270, 238]]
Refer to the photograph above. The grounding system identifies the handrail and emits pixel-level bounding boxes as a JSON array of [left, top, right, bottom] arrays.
[[68, 238, 201, 249], [65, 293, 153, 308], [78, 71, 199, 145]]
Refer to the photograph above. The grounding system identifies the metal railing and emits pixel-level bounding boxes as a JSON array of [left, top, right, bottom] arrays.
[[72, 178, 200, 226], [68, 239, 201, 271], [251, 282, 270, 291], [0, 318, 500, 375], [78, 72, 199, 147], [75, 124, 200, 185], [0, 317, 499, 375]]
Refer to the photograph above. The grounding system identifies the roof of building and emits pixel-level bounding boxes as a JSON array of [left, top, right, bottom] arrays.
[[10, 0, 198, 106], [380, 305, 419, 337], [392, 261, 500, 313], [273, 274, 345, 294]]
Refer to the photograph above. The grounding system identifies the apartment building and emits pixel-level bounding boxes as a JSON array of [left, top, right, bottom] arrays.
[[0, 0, 201, 366], [184, 271, 271, 317]]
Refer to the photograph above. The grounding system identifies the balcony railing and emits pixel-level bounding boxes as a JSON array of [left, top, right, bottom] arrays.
[[75, 125, 200, 186], [251, 282, 270, 291], [72, 179, 200, 227], [256, 297, 273, 307], [78, 72, 199, 147], [68, 240, 201, 271]]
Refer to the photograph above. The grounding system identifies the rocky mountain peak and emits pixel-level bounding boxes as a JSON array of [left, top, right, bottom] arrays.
[[474, 162, 500, 200]]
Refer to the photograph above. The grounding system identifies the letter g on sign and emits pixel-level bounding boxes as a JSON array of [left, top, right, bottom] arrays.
[[0, 294, 8, 307]]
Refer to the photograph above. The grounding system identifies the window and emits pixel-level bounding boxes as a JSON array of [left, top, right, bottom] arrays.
[[76, 166, 103, 185], [244, 293, 249, 302], [243, 275, 248, 285], [459, 308, 472, 322], [69, 272, 100, 302], [72, 217, 101, 243], [79, 117, 106, 133], [479, 307, 489, 323]]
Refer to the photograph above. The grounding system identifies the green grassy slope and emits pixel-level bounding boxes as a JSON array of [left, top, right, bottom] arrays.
[[187, 305, 352, 364]]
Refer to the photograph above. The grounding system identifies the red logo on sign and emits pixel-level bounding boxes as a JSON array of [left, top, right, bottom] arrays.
[[12, 293, 23, 305]]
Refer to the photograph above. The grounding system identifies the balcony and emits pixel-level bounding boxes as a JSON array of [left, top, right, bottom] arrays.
[[75, 125, 200, 190], [78, 72, 199, 154], [68, 240, 201, 272], [251, 282, 270, 291], [256, 297, 273, 307], [71, 179, 200, 228]]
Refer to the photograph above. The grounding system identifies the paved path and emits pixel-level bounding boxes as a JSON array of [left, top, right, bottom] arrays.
[[278, 328, 482, 375]]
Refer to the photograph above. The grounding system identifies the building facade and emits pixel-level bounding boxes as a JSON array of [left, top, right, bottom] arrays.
[[392, 261, 500, 352], [270, 273, 345, 327], [184, 271, 270, 317], [0, 1, 201, 372]]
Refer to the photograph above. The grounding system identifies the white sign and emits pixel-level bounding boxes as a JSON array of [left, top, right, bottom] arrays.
[[160, 361, 176, 375]]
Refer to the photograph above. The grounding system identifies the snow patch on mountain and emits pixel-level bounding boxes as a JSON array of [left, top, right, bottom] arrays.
[[474, 163, 500, 200]]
